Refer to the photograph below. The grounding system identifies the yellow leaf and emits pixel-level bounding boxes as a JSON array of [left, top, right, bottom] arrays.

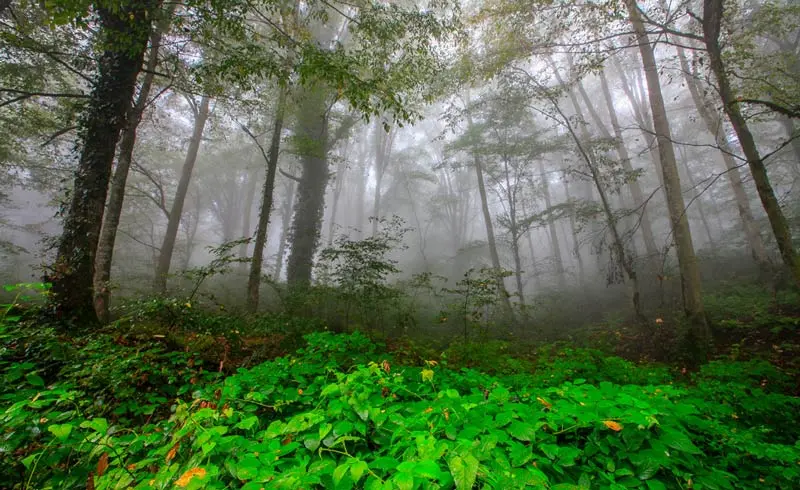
[[165, 442, 180, 462], [603, 420, 623, 432], [175, 467, 207, 487], [536, 397, 552, 409], [421, 369, 434, 382]]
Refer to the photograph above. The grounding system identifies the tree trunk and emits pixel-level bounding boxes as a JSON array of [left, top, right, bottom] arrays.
[[274, 179, 296, 281], [48, 0, 156, 324], [286, 88, 330, 287], [563, 174, 586, 288], [153, 95, 211, 293], [626, 0, 709, 354], [677, 45, 769, 267], [246, 90, 287, 312], [371, 121, 395, 236], [93, 6, 172, 322], [597, 69, 659, 259], [702, 0, 800, 287], [239, 166, 259, 262], [539, 161, 566, 289]]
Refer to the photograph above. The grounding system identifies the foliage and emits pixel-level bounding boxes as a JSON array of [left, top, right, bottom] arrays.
[[3, 318, 797, 490], [317, 216, 409, 333], [442, 267, 514, 341]]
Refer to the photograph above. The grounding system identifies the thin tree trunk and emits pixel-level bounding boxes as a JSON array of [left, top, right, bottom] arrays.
[[246, 90, 287, 312], [93, 7, 173, 322], [464, 93, 513, 313], [563, 174, 586, 288], [153, 95, 211, 293], [327, 145, 348, 246], [274, 180, 296, 281], [702, 0, 800, 287], [626, 0, 709, 354], [539, 161, 566, 289], [677, 45, 769, 266], [239, 166, 259, 261], [48, 0, 156, 323], [597, 69, 659, 259], [371, 122, 395, 236], [679, 149, 717, 253]]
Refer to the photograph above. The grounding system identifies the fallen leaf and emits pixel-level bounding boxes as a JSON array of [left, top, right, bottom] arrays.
[[175, 467, 206, 487], [96, 453, 108, 477], [603, 420, 623, 432], [166, 442, 180, 462]]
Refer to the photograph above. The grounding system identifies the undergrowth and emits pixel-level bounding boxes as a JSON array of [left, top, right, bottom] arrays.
[[2, 314, 798, 489]]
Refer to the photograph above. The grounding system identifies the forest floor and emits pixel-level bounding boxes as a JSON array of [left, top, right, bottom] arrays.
[[1, 284, 799, 489]]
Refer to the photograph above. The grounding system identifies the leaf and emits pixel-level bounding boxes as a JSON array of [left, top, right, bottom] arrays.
[[659, 429, 702, 454], [413, 460, 442, 479], [448, 454, 479, 490], [48, 423, 72, 441], [333, 463, 350, 486], [26, 374, 45, 387], [96, 453, 109, 477], [394, 471, 415, 490], [603, 420, 623, 432], [175, 467, 207, 487], [350, 460, 369, 482], [166, 442, 180, 462], [646, 480, 667, 490], [421, 369, 434, 382], [304, 437, 321, 451]]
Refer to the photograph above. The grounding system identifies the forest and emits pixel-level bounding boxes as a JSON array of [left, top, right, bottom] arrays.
[[1, 0, 799, 488]]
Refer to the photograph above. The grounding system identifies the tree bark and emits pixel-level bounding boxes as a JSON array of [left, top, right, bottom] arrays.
[[93, 5, 173, 322], [539, 161, 566, 289], [371, 121, 396, 236], [153, 95, 211, 293], [239, 164, 259, 262], [464, 96, 514, 314], [48, 0, 156, 324], [246, 90, 287, 312], [626, 0, 709, 354], [677, 45, 769, 267], [286, 88, 330, 287], [597, 69, 660, 259], [274, 179, 296, 281], [702, 0, 800, 287]]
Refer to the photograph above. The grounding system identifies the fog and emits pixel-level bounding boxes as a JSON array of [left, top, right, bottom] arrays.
[[1, 0, 798, 343]]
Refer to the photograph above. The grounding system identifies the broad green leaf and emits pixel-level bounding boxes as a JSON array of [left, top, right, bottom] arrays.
[[448, 454, 479, 490], [48, 423, 72, 441], [393, 471, 415, 490]]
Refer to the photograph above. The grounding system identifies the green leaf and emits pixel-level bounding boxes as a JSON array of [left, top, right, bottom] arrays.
[[235, 416, 259, 431], [333, 463, 350, 486], [659, 429, 702, 455], [646, 480, 667, 490], [448, 454, 479, 490], [414, 460, 442, 479], [350, 460, 369, 482], [48, 423, 72, 441], [394, 471, 415, 490], [26, 374, 45, 387], [304, 437, 321, 451]]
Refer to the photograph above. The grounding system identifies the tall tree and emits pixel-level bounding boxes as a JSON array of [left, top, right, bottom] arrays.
[[625, 0, 710, 356], [48, 0, 158, 323], [94, 5, 174, 322], [153, 94, 211, 293], [702, 0, 800, 287], [246, 89, 287, 311], [676, 45, 768, 268]]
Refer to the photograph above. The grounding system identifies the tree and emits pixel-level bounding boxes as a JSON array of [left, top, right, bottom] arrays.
[[702, 0, 800, 287], [153, 94, 211, 293], [94, 4, 175, 322], [246, 88, 287, 311], [625, 0, 709, 356], [48, 0, 158, 323]]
